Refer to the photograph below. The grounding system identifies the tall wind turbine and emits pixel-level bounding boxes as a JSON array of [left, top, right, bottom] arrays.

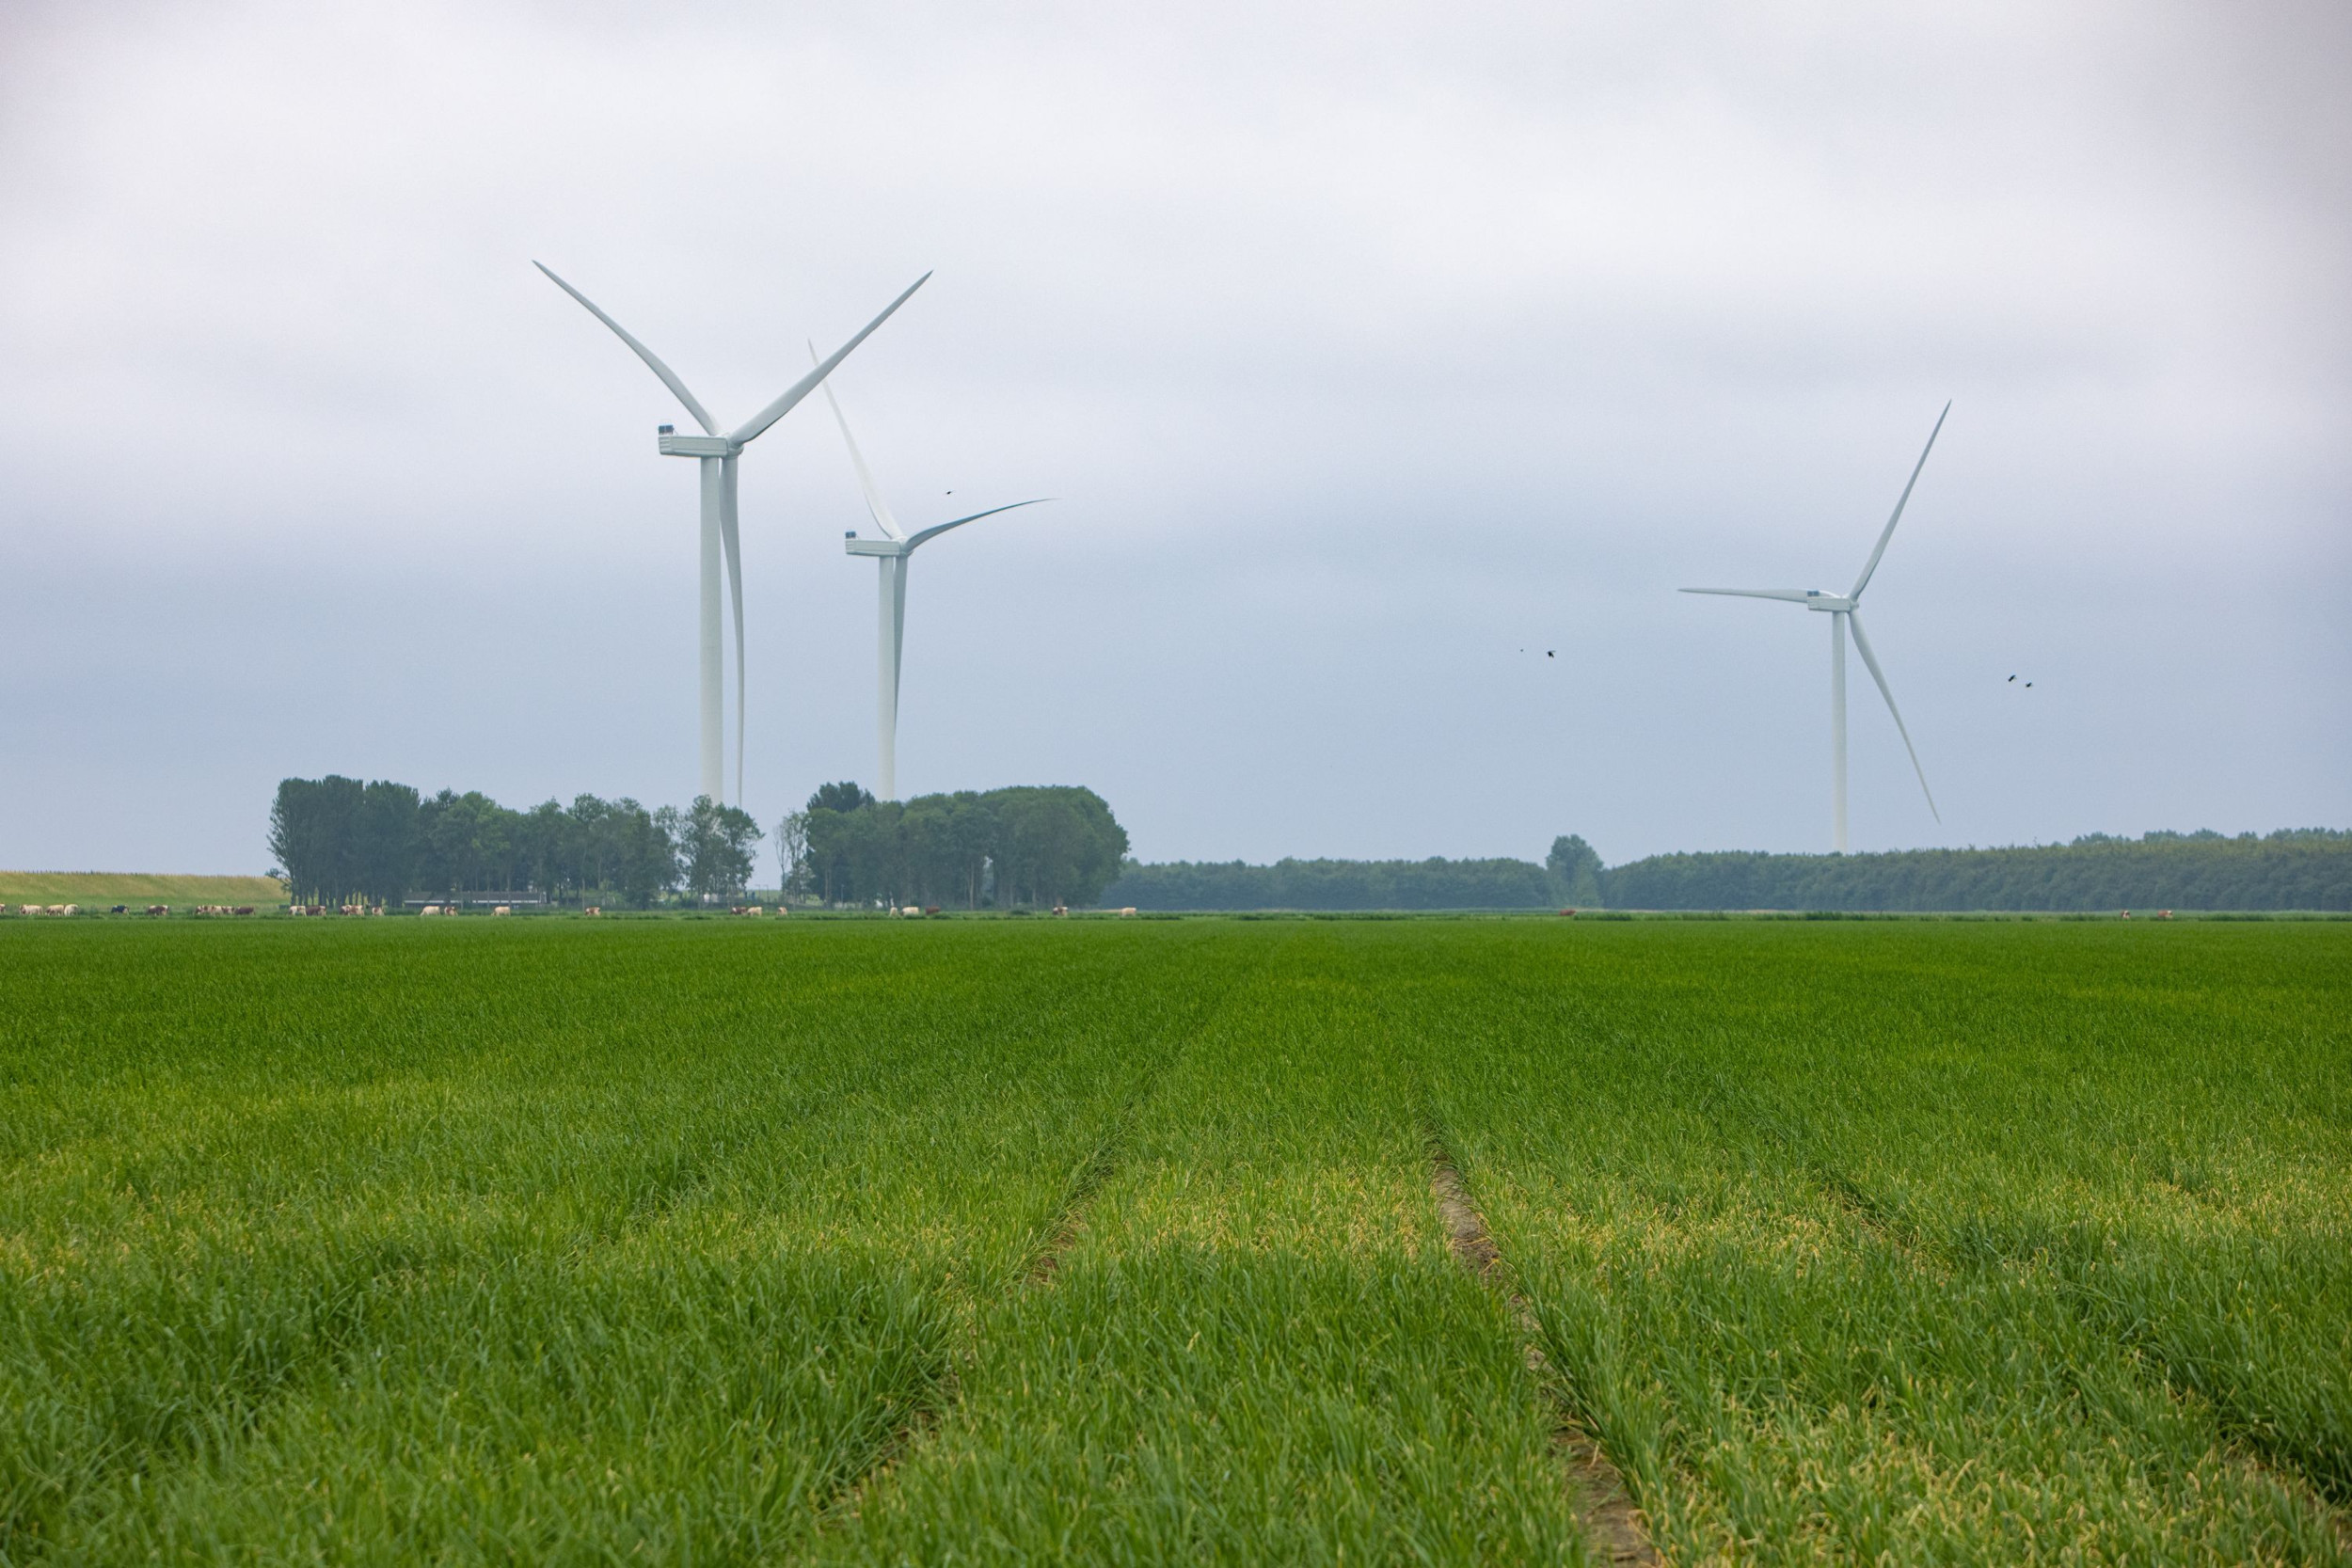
[[817, 355, 1047, 800], [535, 263, 930, 806], [1683, 403, 1949, 852]]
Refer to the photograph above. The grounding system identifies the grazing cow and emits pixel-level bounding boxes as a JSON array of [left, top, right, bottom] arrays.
[[1119, 907, 1137, 917], [493, 906, 512, 916], [583, 906, 601, 916], [46, 906, 67, 916], [232, 907, 254, 916], [421, 905, 442, 916], [1052, 905, 1068, 917], [17, 905, 34, 916], [148, 906, 168, 916], [110, 905, 127, 914]]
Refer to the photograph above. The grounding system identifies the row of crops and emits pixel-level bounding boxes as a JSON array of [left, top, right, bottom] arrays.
[[2, 919, 2345, 1562]]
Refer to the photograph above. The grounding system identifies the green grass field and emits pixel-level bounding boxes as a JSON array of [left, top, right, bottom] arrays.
[[2, 919, 2344, 1563], [0, 872, 282, 909]]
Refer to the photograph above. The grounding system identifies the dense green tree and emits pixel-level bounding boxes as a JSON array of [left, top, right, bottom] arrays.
[[808, 781, 877, 816], [775, 810, 813, 900], [990, 786, 1127, 909], [416, 790, 520, 895], [608, 799, 678, 907], [355, 781, 421, 904], [679, 796, 764, 898], [273, 777, 688, 907], [1103, 829, 2351, 911], [1598, 829, 2352, 911], [799, 784, 1126, 909], [1546, 834, 1604, 907], [1102, 856, 1557, 911], [269, 776, 419, 904], [269, 776, 362, 903]]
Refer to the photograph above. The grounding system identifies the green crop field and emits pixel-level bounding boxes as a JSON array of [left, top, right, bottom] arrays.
[[3, 920, 2345, 1564], [0, 872, 282, 909]]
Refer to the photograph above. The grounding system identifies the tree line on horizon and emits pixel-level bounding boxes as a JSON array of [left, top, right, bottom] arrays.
[[782, 783, 1129, 910], [1101, 829, 2351, 911], [268, 775, 1130, 911], [271, 772, 2346, 912], [267, 777, 762, 907]]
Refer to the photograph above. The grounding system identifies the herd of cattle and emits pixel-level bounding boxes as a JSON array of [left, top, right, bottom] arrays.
[[13, 901, 1147, 918], [9, 904, 257, 916]]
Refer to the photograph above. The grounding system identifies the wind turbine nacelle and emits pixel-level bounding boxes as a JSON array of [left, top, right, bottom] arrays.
[[1805, 594, 1855, 612], [658, 434, 737, 458], [844, 535, 911, 558]]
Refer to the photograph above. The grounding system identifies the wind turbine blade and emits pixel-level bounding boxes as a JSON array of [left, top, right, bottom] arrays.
[[1680, 588, 1817, 604], [905, 499, 1053, 551], [721, 460, 745, 807], [810, 343, 903, 541], [1850, 401, 1949, 601], [533, 261, 719, 436], [730, 272, 931, 447], [1847, 610, 1939, 822]]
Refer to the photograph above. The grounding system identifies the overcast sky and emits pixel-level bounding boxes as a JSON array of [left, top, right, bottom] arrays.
[[4, 0, 2347, 875]]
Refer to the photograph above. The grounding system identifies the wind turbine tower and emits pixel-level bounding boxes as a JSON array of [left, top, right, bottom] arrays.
[[817, 356, 1047, 800], [536, 263, 930, 806], [1684, 404, 1950, 853]]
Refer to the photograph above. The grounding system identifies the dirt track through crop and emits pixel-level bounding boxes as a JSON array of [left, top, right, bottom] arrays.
[[1425, 1127, 1661, 1567], [820, 986, 1218, 1533]]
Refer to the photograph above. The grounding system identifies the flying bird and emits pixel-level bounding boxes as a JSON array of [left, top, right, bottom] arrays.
[[2008, 674, 2017, 682]]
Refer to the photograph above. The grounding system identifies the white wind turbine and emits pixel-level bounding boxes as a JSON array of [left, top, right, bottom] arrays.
[[816, 354, 1048, 801], [1684, 404, 1949, 853], [535, 262, 930, 806]]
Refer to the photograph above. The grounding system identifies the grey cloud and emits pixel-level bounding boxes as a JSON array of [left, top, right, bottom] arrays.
[[1, 0, 2345, 873]]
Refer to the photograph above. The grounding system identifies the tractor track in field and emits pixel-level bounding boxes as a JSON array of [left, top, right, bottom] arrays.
[[815, 1016, 1206, 1534], [1424, 1128, 1661, 1567]]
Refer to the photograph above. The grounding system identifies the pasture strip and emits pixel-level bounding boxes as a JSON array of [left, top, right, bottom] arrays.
[[1425, 1122, 1660, 1567]]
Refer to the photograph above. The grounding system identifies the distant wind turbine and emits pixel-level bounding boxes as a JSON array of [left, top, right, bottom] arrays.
[[1683, 404, 1949, 852], [536, 262, 930, 806], [817, 351, 1048, 801]]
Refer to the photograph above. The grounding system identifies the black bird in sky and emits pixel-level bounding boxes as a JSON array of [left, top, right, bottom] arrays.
[[1547, 650, 1555, 657], [2009, 674, 2017, 682]]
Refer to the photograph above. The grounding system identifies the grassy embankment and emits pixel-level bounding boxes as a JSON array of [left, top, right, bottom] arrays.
[[0, 872, 281, 908], [1, 918, 2344, 1563]]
